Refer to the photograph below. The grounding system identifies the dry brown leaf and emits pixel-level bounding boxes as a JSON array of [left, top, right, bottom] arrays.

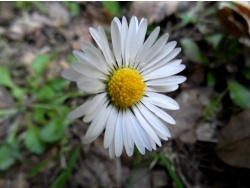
[[152, 170, 168, 188], [168, 88, 212, 143], [218, 2, 250, 37], [8, 13, 42, 40], [61, 17, 93, 50], [216, 109, 250, 169], [0, 2, 14, 23], [129, 1, 179, 25], [133, 168, 151, 188], [196, 122, 218, 142], [44, 2, 70, 27]]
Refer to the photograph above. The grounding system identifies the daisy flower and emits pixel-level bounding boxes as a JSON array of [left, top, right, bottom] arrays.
[[61, 16, 186, 158]]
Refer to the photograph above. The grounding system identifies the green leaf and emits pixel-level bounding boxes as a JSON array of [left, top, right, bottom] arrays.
[[35, 85, 56, 101], [242, 68, 250, 80], [180, 38, 209, 64], [26, 76, 40, 89], [207, 72, 216, 87], [31, 54, 52, 76], [205, 34, 223, 50], [33, 108, 47, 124], [40, 118, 69, 143], [67, 54, 77, 64], [179, 12, 197, 24], [0, 144, 16, 170], [63, 2, 80, 17], [24, 125, 46, 154], [7, 121, 19, 146], [47, 78, 70, 92], [103, 1, 121, 16], [33, 1, 47, 14], [51, 146, 80, 188], [12, 87, 25, 100], [0, 109, 17, 117], [228, 80, 250, 108], [0, 67, 15, 88]]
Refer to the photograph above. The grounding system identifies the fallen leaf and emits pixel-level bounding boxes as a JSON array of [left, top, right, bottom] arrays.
[[8, 12, 42, 40], [44, 2, 70, 27], [152, 170, 168, 188], [62, 18, 93, 50], [218, 2, 250, 37], [129, 1, 179, 25], [216, 109, 250, 168], [168, 88, 213, 143], [133, 168, 151, 188], [196, 122, 218, 142], [0, 2, 14, 23]]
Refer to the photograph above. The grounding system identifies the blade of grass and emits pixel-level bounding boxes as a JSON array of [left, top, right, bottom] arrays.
[[160, 155, 184, 188], [51, 146, 80, 188]]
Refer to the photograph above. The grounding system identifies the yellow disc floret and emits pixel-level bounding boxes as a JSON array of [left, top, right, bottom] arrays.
[[108, 68, 145, 108]]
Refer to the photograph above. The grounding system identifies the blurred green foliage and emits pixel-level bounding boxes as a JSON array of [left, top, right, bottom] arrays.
[[102, 1, 121, 17], [228, 80, 250, 108], [63, 2, 80, 17], [0, 52, 82, 170], [13, 1, 47, 14], [180, 38, 209, 64]]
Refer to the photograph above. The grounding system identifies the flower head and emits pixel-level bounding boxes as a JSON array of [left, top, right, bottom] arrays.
[[61, 16, 186, 158]]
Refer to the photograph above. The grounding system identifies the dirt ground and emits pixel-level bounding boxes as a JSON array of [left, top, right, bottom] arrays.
[[1, 2, 250, 188]]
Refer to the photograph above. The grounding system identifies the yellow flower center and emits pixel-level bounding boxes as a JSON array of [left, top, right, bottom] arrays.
[[108, 68, 145, 108]]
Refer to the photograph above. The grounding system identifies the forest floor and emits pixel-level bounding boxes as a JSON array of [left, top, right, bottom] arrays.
[[0, 2, 250, 188]]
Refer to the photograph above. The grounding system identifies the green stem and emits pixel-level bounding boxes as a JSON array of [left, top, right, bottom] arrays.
[[160, 155, 184, 188]]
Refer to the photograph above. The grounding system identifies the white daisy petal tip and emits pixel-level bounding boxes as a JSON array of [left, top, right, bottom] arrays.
[[61, 16, 186, 158]]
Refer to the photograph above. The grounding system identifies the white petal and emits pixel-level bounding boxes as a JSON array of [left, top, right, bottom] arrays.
[[84, 93, 106, 116], [109, 138, 115, 159], [73, 50, 88, 62], [77, 77, 105, 94], [130, 18, 148, 64], [139, 33, 169, 69], [141, 41, 177, 73], [104, 106, 118, 149], [89, 27, 101, 49], [73, 50, 107, 74], [125, 16, 138, 67], [146, 76, 187, 86], [143, 47, 182, 75], [132, 106, 162, 147], [67, 100, 91, 120], [61, 69, 82, 82], [82, 102, 111, 144], [98, 26, 116, 68], [148, 136, 157, 150], [134, 116, 153, 151], [137, 103, 171, 139], [147, 85, 179, 93], [80, 42, 109, 73], [134, 26, 160, 68], [71, 63, 106, 80], [83, 93, 107, 123], [145, 92, 179, 110], [115, 110, 124, 157], [121, 16, 128, 66], [122, 110, 131, 156], [141, 98, 176, 125], [111, 18, 122, 67], [124, 116, 135, 156], [128, 110, 146, 154], [144, 64, 186, 81]]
